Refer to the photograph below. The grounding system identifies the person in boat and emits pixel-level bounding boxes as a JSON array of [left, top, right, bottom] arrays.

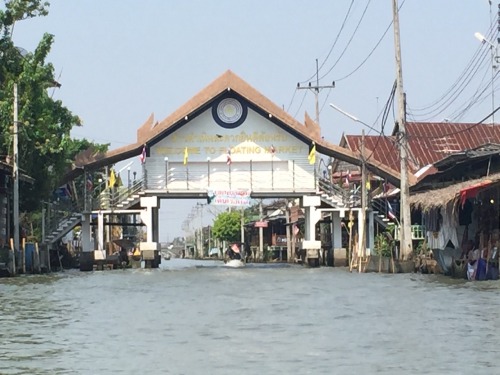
[[466, 243, 479, 281], [225, 243, 242, 260], [459, 240, 475, 260], [118, 247, 129, 266]]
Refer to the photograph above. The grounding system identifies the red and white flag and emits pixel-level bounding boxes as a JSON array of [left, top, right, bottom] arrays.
[[387, 202, 397, 220], [226, 147, 232, 165], [86, 174, 93, 192], [344, 172, 351, 185], [270, 145, 276, 155], [139, 145, 146, 164]]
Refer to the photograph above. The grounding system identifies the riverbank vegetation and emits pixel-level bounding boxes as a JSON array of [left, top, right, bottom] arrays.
[[0, 0, 107, 241]]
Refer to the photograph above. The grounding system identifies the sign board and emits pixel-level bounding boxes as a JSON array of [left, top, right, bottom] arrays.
[[273, 234, 287, 245], [207, 189, 251, 207], [254, 221, 268, 228]]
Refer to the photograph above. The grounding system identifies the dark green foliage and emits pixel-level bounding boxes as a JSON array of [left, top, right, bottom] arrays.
[[212, 211, 242, 243], [0, 1, 107, 212]]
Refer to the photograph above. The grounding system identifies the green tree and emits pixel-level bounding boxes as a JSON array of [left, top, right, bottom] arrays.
[[0, 1, 106, 211], [212, 210, 242, 243]]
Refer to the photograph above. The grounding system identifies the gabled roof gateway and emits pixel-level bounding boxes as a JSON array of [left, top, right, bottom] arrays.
[[68, 70, 404, 185]]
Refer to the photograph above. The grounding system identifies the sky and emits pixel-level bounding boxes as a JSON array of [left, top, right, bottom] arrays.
[[9, 0, 498, 241]]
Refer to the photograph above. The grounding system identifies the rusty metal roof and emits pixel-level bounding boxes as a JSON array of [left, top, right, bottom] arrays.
[[344, 135, 400, 172], [344, 122, 500, 173]]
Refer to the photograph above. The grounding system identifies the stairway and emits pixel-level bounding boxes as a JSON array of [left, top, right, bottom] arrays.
[[371, 198, 397, 229], [317, 178, 348, 208], [43, 212, 82, 245], [113, 179, 145, 209], [42, 179, 146, 246]]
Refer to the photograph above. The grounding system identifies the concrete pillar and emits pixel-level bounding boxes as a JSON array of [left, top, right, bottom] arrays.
[[301, 195, 321, 267], [93, 211, 106, 265], [140, 196, 160, 268], [79, 213, 94, 271], [368, 211, 374, 256], [358, 207, 366, 258], [81, 213, 92, 252], [332, 210, 343, 249]]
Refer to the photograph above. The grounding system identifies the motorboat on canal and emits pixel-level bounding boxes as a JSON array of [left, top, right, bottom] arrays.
[[224, 242, 246, 268], [224, 258, 245, 268]]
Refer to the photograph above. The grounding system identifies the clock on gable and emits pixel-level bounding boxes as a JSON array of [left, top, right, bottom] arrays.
[[212, 97, 247, 129]]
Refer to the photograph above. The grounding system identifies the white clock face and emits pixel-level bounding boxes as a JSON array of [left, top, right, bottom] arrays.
[[217, 98, 243, 124]]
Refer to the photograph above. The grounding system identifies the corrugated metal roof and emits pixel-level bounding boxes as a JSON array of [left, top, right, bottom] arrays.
[[344, 122, 500, 173], [344, 135, 400, 171]]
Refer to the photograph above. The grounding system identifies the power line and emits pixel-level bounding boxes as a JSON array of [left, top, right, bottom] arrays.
[[292, 89, 308, 119], [318, 0, 373, 82], [409, 20, 498, 115], [298, 0, 355, 85], [407, 48, 491, 120], [333, 0, 406, 83], [449, 70, 500, 122]]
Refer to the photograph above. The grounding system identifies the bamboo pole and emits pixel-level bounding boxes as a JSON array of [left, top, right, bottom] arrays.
[[22, 237, 25, 273], [9, 237, 15, 275], [348, 210, 354, 272]]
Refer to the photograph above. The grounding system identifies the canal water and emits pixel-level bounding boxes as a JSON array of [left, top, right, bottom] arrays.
[[1, 259, 500, 375]]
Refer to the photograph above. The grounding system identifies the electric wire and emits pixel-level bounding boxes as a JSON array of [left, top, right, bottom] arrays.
[[298, 0, 355, 85], [446, 61, 492, 120], [333, 0, 406, 83], [407, 47, 491, 121], [319, 88, 333, 116], [409, 22, 497, 118], [293, 89, 308, 119], [363, 81, 397, 163], [450, 70, 500, 122], [318, 0, 372, 82], [286, 88, 297, 113]]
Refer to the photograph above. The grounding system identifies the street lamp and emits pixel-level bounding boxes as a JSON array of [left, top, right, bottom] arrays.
[[475, 32, 495, 48], [329, 103, 383, 135]]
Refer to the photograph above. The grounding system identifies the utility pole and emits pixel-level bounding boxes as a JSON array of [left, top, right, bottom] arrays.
[[392, 0, 412, 259], [258, 200, 263, 261], [359, 130, 367, 271], [297, 59, 335, 126], [240, 207, 245, 244], [13, 83, 20, 275]]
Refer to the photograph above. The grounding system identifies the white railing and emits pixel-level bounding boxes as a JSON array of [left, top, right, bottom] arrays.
[[142, 157, 316, 193]]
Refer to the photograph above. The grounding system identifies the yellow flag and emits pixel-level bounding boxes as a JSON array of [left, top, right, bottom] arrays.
[[109, 169, 116, 188], [308, 142, 316, 165], [183, 147, 188, 165]]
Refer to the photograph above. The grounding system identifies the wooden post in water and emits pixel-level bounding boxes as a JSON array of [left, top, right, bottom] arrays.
[[285, 203, 292, 263], [34, 242, 41, 274], [348, 210, 354, 272]]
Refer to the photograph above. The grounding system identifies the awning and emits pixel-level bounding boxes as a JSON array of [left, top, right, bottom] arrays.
[[113, 239, 136, 250], [460, 180, 493, 207]]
